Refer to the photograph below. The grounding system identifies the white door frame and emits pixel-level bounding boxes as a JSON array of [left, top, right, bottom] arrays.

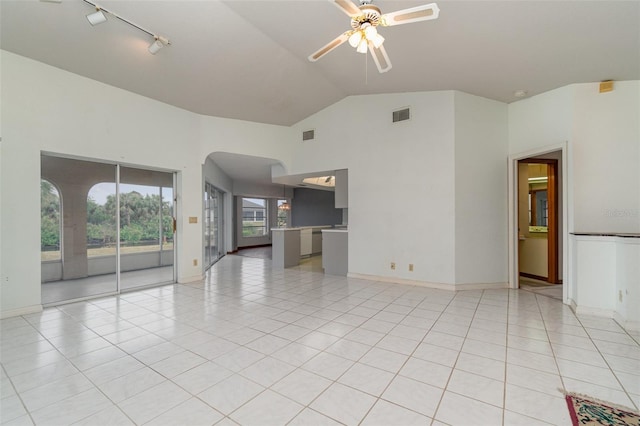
[[507, 141, 571, 304]]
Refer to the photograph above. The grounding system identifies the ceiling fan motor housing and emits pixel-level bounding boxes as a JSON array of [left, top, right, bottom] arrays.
[[351, 4, 381, 30]]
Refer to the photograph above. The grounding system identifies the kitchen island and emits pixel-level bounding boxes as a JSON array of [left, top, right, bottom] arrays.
[[321, 229, 348, 276], [272, 226, 332, 268]]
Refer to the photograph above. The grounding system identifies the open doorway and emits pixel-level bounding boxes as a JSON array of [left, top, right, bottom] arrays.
[[511, 148, 565, 300]]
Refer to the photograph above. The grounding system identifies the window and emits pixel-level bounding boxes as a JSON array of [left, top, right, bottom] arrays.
[[242, 198, 267, 237], [41, 179, 61, 261], [87, 183, 117, 257], [277, 199, 289, 228]]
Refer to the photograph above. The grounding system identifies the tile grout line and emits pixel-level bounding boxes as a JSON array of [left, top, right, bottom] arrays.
[[567, 308, 640, 411], [1, 355, 37, 425], [420, 290, 486, 426]]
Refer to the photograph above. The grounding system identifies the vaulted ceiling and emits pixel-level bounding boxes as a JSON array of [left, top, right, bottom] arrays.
[[2, 0, 639, 126]]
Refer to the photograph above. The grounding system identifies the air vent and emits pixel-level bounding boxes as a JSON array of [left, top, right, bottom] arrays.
[[392, 108, 411, 123], [302, 129, 315, 141]]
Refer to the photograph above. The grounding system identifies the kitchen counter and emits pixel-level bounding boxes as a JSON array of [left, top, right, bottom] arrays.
[[272, 228, 301, 268], [322, 229, 348, 276]]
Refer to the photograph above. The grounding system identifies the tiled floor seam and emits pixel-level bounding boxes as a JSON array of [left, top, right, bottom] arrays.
[[19, 303, 212, 426], [570, 310, 640, 411], [1, 363, 36, 426], [421, 290, 487, 425], [532, 291, 568, 395]]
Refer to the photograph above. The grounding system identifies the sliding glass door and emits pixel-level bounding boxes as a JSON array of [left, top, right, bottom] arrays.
[[40, 154, 176, 305], [119, 167, 175, 290], [204, 182, 224, 268]]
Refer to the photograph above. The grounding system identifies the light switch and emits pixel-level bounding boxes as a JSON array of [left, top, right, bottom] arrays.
[[189, 217, 198, 224]]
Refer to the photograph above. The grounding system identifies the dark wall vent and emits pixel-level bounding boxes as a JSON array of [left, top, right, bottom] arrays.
[[302, 129, 315, 141], [392, 108, 411, 123]]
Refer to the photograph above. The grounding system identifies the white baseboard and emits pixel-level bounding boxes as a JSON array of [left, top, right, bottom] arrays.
[[347, 273, 507, 291], [613, 312, 640, 332], [178, 274, 204, 284], [568, 302, 639, 331], [454, 282, 510, 291], [1, 304, 43, 319], [574, 305, 615, 318]]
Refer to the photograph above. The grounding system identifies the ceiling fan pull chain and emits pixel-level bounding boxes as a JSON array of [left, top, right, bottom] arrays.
[[365, 52, 368, 85]]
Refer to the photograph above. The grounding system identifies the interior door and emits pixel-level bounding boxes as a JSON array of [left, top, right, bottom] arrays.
[[517, 158, 560, 284]]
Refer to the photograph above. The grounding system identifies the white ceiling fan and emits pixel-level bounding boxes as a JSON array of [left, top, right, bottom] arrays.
[[309, 0, 440, 73]]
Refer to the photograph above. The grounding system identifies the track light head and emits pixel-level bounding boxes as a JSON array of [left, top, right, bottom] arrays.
[[86, 8, 107, 26], [148, 39, 165, 55]]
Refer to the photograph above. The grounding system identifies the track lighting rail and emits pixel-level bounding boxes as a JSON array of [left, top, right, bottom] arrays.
[[82, 0, 171, 51]]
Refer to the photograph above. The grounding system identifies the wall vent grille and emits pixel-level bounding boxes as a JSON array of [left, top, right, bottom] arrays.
[[302, 130, 315, 141], [392, 108, 411, 123]]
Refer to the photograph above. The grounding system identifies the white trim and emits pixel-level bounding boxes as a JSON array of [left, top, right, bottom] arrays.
[[1, 304, 43, 319], [613, 312, 640, 332], [575, 305, 615, 318], [43, 292, 119, 308], [348, 273, 507, 291], [507, 141, 570, 305], [178, 274, 204, 284]]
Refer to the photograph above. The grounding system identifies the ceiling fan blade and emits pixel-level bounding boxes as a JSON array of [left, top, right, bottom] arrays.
[[369, 43, 392, 73], [330, 0, 363, 17], [308, 32, 350, 62], [381, 3, 440, 26]]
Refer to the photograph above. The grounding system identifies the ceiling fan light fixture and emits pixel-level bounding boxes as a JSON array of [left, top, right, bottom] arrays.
[[86, 8, 107, 26], [309, 0, 440, 73], [348, 31, 362, 48], [371, 33, 385, 48], [364, 24, 377, 39], [356, 39, 368, 53]]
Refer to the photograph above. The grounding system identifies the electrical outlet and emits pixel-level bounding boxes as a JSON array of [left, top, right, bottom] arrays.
[[409, 264, 414, 272], [193, 259, 198, 266], [391, 262, 396, 270]]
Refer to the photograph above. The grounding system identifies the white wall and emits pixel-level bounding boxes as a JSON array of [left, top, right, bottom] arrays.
[[508, 86, 574, 155], [519, 237, 548, 277], [509, 81, 640, 326], [0, 51, 294, 316], [293, 92, 462, 286], [509, 81, 640, 234], [0, 51, 190, 314], [203, 157, 233, 256], [574, 236, 617, 313], [572, 82, 640, 233], [199, 118, 294, 172], [454, 92, 508, 285], [616, 239, 640, 329], [291, 91, 509, 288], [203, 157, 233, 192]]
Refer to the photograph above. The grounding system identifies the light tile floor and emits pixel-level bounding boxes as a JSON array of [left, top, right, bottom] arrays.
[[2, 255, 639, 425]]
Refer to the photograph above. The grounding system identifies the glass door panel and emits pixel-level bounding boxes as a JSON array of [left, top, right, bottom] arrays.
[[217, 191, 224, 259], [41, 155, 118, 304], [119, 167, 174, 290], [204, 189, 211, 267], [210, 189, 218, 263], [204, 183, 225, 269]]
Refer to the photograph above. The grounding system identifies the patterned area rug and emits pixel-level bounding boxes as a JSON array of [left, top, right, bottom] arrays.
[[565, 393, 640, 426]]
